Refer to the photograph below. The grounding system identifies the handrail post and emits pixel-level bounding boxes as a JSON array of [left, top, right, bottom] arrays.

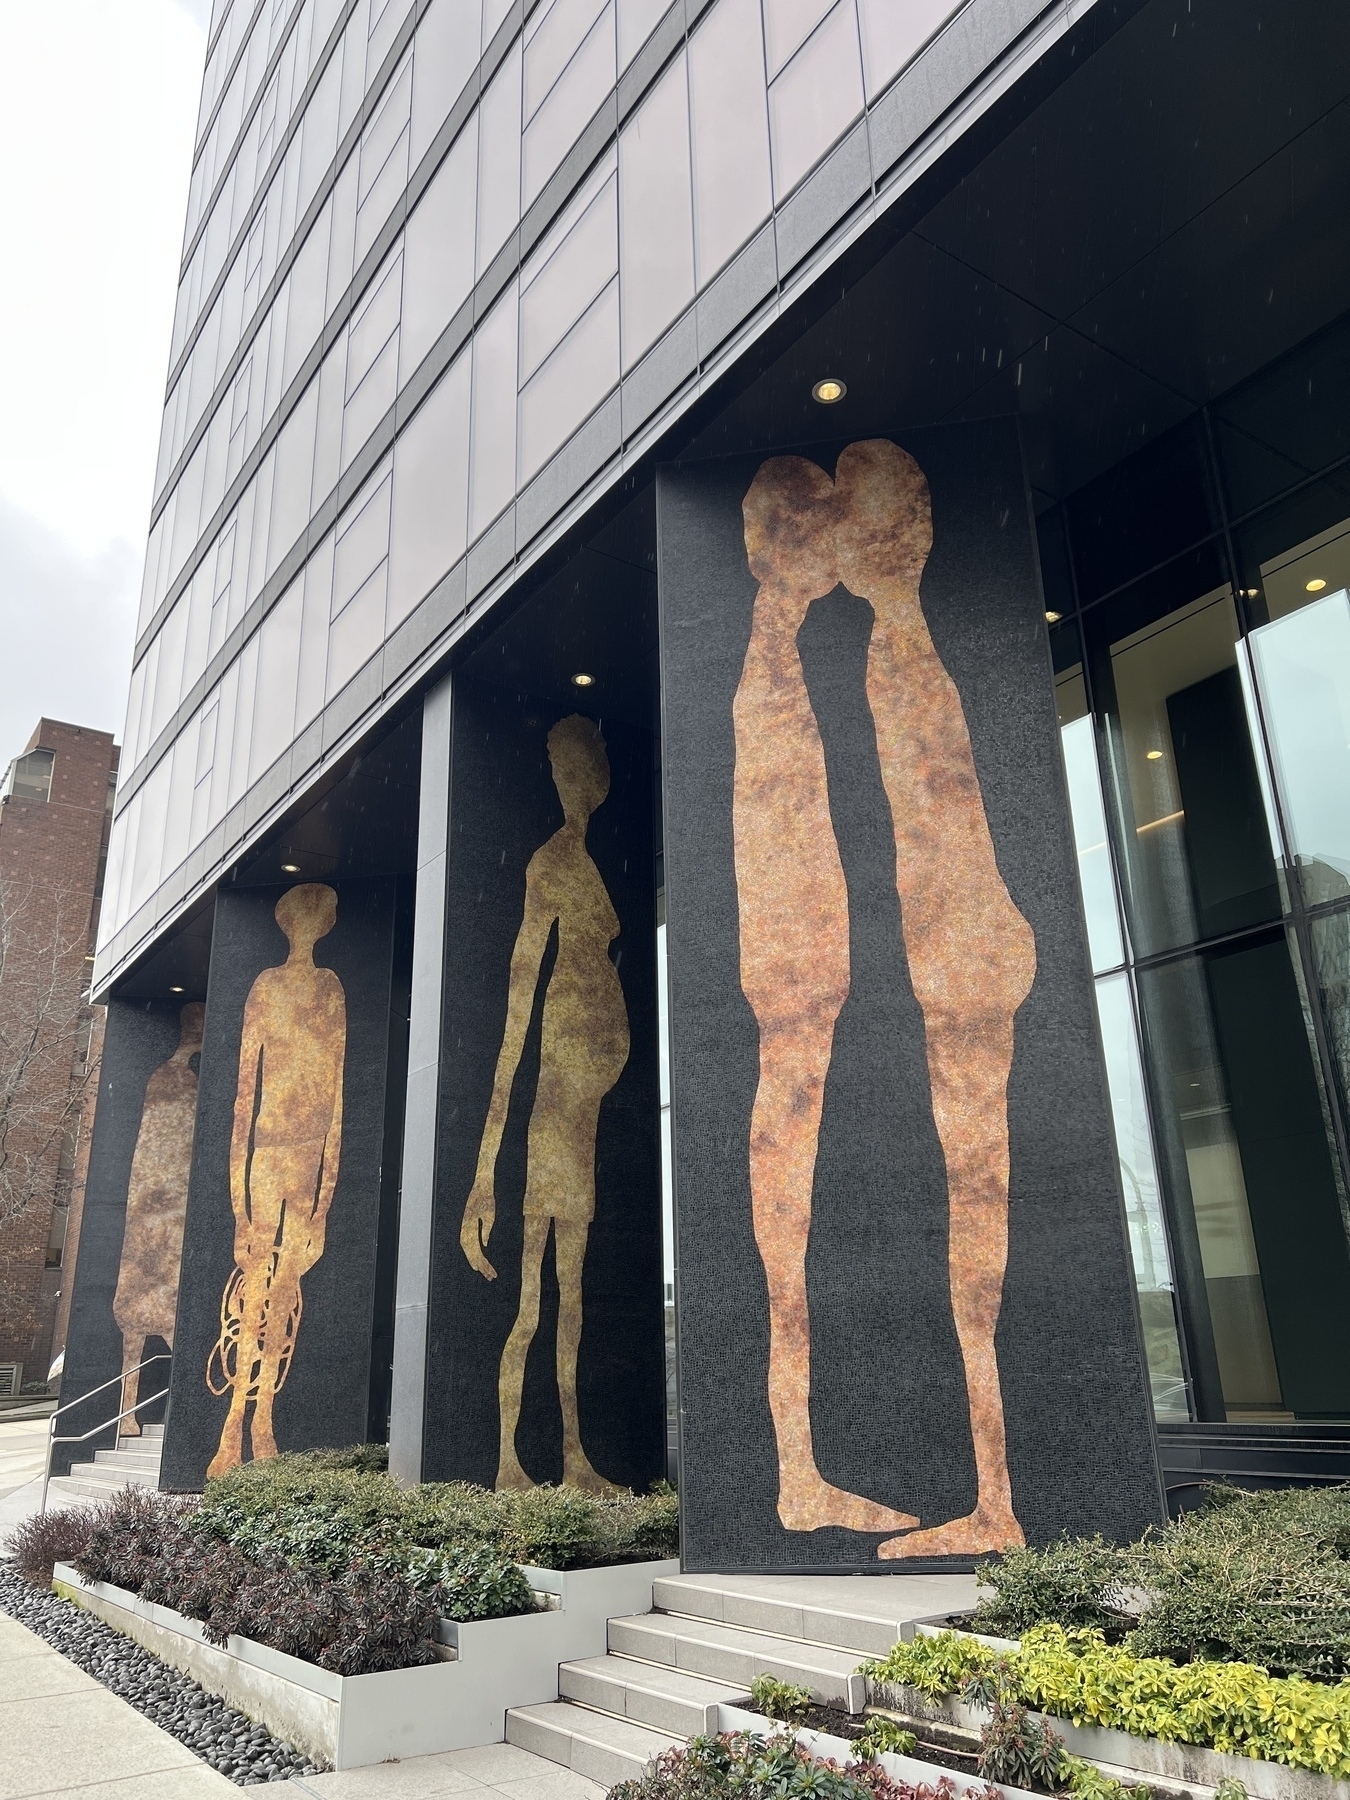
[[39, 1353, 172, 1517]]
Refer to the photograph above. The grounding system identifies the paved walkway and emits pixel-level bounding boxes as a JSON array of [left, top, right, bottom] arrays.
[[285, 1744, 604, 1799], [0, 1420, 48, 1507]]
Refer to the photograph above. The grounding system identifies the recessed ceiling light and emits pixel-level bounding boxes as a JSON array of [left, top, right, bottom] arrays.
[[1243, 587, 1261, 598], [571, 672, 595, 687], [1307, 578, 1328, 592], [1044, 609, 1062, 623], [170, 985, 185, 994], [811, 377, 846, 404], [1146, 749, 1164, 761], [281, 862, 300, 873]]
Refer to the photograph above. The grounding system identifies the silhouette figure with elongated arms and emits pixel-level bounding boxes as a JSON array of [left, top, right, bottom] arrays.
[[460, 714, 628, 1492], [733, 439, 1034, 1556], [114, 1002, 204, 1434], [206, 884, 345, 1476]]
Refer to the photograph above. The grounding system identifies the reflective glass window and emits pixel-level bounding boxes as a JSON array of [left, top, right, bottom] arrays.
[[388, 353, 472, 625], [1056, 665, 1125, 973], [1095, 972, 1188, 1421], [476, 42, 523, 275], [767, 1, 864, 202], [688, 0, 772, 284], [523, 3, 615, 209], [400, 122, 478, 380], [468, 280, 519, 538], [764, 0, 834, 79], [526, 0, 609, 120], [329, 463, 392, 693], [1092, 584, 1279, 958], [410, 0, 482, 168], [618, 0, 666, 69], [519, 158, 617, 382], [618, 54, 693, 367], [856, 0, 956, 98], [1138, 940, 1350, 1421], [250, 577, 304, 779], [518, 278, 619, 481]]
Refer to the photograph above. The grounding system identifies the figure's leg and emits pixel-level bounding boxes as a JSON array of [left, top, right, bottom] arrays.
[[497, 1213, 552, 1489], [208, 1260, 268, 1478], [249, 1269, 293, 1462], [119, 1333, 145, 1437], [552, 1218, 619, 1493], [879, 1025, 1023, 1557]]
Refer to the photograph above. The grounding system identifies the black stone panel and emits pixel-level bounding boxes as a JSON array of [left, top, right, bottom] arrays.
[[657, 419, 1165, 1570], [159, 878, 399, 1490], [423, 681, 665, 1493], [54, 1000, 187, 1477]]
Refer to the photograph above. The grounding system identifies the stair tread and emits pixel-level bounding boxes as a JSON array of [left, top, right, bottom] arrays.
[[613, 1611, 862, 1674], [510, 1702, 679, 1755], [562, 1655, 749, 1703]]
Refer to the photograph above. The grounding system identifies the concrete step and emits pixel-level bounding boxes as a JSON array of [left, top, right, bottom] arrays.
[[48, 1473, 141, 1501], [507, 1701, 679, 1785], [67, 1461, 158, 1490], [607, 1611, 867, 1711], [652, 1576, 912, 1657], [91, 1448, 162, 1472], [560, 1654, 750, 1736]]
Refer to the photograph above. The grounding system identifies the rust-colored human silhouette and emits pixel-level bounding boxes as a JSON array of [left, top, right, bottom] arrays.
[[734, 438, 1035, 1557], [113, 1002, 204, 1435], [206, 884, 345, 1476], [460, 715, 628, 1492]]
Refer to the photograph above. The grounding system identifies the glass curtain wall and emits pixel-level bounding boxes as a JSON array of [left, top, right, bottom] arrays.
[[1042, 312, 1350, 1425]]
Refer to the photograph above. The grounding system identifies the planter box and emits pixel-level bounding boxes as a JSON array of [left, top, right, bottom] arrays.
[[873, 1641, 1350, 1800], [717, 1701, 1042, 1800], [53, 1558, 677, 1770]]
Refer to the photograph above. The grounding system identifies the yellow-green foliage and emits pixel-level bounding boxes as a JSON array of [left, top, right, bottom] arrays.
[[863, 1630, 996, 1699], [864, 1626, 1350, 1779], [1014, 1623, 1350, 1778]]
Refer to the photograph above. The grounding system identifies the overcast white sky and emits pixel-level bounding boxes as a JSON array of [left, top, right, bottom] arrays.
[[0, 0, 209, 770]]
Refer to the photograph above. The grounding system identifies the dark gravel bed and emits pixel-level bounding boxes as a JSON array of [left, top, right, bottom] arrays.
[[0, 1559, 328, 1785]]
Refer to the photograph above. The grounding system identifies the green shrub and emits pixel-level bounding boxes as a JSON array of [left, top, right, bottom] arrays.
[[863, 1631, 995, 1701], [199, 1454, 678, 1573], [849, 1719, 916, 1762], [971, 1536, 1132, 1639], [1127, 1487, 1350, 1679], [749, 1674, 814, 1725], [400, 1543, 535, 1620], [1059, 1753, 1150, 1800]]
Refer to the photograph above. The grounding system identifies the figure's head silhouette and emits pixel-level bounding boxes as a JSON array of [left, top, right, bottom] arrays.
[[833, 439, 932, 596], [548, 715, 609, 824], [177, 1002, 206, 1050], [743, 455, 838, 593], [274, 883, 338, 955]]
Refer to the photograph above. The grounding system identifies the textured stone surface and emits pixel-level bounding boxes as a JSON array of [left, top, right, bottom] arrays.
[[0, 1559, 324, 1785]]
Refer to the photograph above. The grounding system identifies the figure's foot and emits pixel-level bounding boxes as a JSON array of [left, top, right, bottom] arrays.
[[564, 1456, 623, 1497], [207, 1418, 244, 1479], [495, 1456, 535, 1491], [251, 1423, 278, 1461], [778, 1471, 918, 1535], [120, 1418, 142, 1438], [877, 1506, 1024, 1559]]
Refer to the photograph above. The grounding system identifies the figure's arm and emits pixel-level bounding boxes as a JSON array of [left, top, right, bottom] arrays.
[[460, 867, 554, 1279], [313, 1037, 344, 1231], [230, 1003, 262, 1257]]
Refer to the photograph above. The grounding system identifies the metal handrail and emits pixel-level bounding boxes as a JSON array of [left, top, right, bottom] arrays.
[[47, 1353, 170, 1421], [40, 1353, 172, 1516]]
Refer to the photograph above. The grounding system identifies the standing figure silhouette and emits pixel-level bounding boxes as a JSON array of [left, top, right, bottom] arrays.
[[733, 439, 1035, 1556], [460, 714, 629, 1493], [114, 1001, 204, 1434], [206, 884, 346, 1476]]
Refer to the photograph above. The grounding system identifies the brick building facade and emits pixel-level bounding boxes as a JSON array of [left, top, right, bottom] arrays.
[[0, 720, 117, 1390]]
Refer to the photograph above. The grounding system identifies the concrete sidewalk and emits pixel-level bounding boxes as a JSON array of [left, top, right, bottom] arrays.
[[0, 1605, 607, 1800]]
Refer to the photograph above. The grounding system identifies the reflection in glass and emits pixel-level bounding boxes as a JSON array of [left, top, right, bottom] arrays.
[[1246, 588, 1350, 906], [1138, 954, 1282, 1417], [1140, 937, 1350, 1420], [1056, 666, 1123, 973], [1102, 587, 1279, 956], [1094, 974, 1188, 1420], [1310, 905, 1350, 1154]]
